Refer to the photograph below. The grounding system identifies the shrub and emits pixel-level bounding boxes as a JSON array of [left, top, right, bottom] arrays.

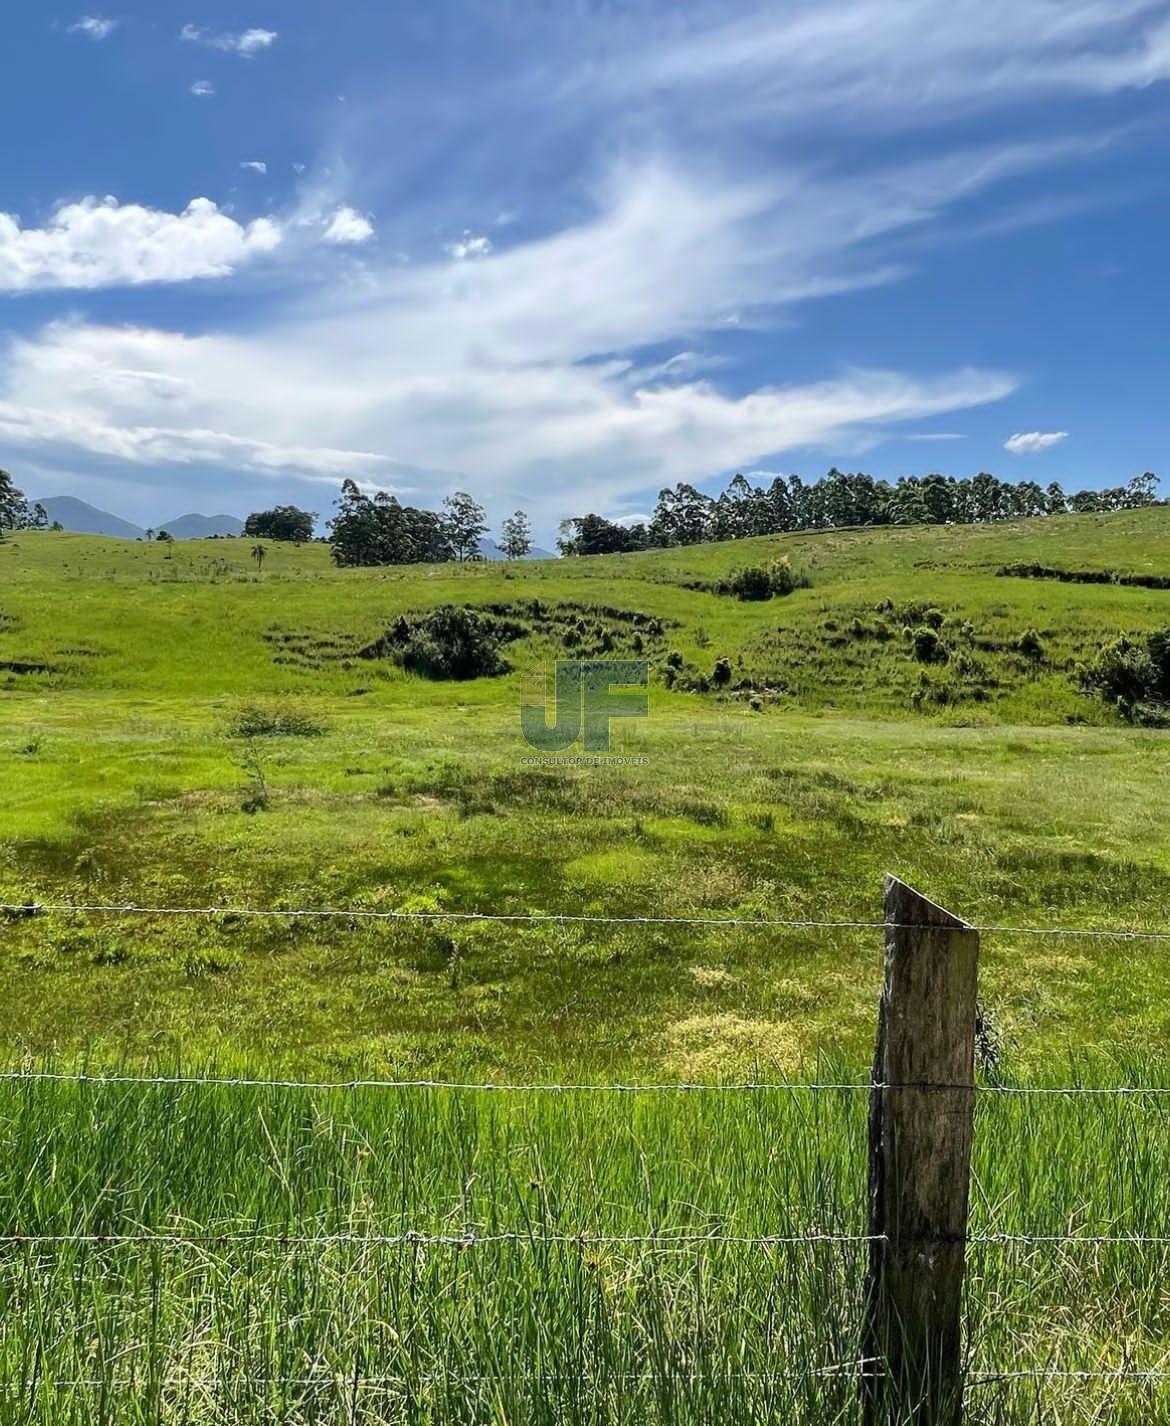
[[711, 560, 811, 601], [712, 656, 732, 688], [1079, 628, 1170, 722], [912, 627, 947, 663], [1016, 629, 1045, 662], [362, 606, 512, 680], [228, 703, 326, 738]]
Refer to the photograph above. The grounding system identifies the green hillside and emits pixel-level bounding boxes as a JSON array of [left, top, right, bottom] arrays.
[[2, 509, 1170, 1075]]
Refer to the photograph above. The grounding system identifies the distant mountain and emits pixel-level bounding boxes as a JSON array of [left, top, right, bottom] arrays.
[[34, 499, 244, 541], [158, 513, 244, 539], [35, 497, 145, 540], [35, 498, 552, 553], [479, 538, 555, 561]]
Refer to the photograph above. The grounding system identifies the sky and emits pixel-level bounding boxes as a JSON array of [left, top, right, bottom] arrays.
[[2, 2, 1170, 539]]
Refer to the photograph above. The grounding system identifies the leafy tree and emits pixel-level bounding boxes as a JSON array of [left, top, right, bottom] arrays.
[[499, 510, 534, 560], [648, 483, 712, 547], [0, 468, 30, 531], [329, 480, 452, 567], [244, 506, 316, 543], [156, 530, 175, 543], [441, 491, 488, 562], [557, 514, 644, 556], [251, 544, 267, 572]]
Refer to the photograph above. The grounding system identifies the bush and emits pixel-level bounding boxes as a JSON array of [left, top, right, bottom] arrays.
[[228, 704, 326, 738], [1079, 628, 1170, 721], [363, 606, 512, 680], [711, 560, 811, 601], [912, 627, 947, 663], [1016, 629, 1045, 662], [711, 656, 732, 687]]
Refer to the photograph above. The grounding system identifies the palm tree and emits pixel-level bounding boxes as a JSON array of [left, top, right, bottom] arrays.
[[252, 544, 267, 573]]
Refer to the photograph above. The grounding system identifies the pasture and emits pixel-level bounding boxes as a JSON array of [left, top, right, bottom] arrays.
[[4, 511, 1170, 1422]]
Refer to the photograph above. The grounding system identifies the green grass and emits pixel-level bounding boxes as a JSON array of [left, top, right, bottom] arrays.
[[3, 512, 1170, 1073], [4, 1071, 1170, 1423], [5, 512, 1170, 1421]]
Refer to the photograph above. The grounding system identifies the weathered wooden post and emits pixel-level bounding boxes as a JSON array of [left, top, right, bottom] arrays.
[[861, 875, 979, 1426]]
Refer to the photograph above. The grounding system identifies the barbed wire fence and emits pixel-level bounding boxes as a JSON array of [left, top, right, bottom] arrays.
[[4, 878, 1170, 1421]]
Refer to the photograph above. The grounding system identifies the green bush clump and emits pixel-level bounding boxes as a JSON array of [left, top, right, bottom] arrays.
[[711, 560, 811, 601], [912, 627, 947, 664], [1080, 628, 1170, 723], [228, 704, 326, 738], [363, 606, 512, 680], [1016, 629, 1045, 662]]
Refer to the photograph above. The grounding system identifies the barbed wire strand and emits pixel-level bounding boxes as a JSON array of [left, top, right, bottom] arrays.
[[0, 1230, 878, 1248], [5, 900, 1170, 942], [5, 1230, 1170, 1248], [2, 1068, 1168, 1096], [14, 1368, 1170, 1391]]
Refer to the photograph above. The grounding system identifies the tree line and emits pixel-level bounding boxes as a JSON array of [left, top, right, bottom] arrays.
[[556, 469, 1161, 555], [4, 464, 1162, 563], [325, 481, 532, 565]]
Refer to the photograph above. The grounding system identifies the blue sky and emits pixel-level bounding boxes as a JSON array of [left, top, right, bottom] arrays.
[[2, 2, 1169, 537]]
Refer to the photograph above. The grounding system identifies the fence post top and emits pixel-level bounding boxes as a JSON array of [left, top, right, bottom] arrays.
[[883, 874, 974, 932]]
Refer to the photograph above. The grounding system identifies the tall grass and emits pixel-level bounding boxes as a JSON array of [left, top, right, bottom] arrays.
[[4, 1069, 1170, 1422]]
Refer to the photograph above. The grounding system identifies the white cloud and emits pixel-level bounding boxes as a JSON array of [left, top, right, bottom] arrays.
[[0, 152, 1016, 523], [240, 161, 268, 175], [0, 196, 280, 292], [619, 0, 1170, 123], [68, 15, 117, 40], [180, 24, 278, 56], [446, 232, 493, 260], [323, 206, 375, 244], [190, 79, 215, 97], [1005, 430, 1069, 454]]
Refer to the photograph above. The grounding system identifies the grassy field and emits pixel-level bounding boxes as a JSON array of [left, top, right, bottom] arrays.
[[3, 510, 1170, 1074], [4, 511, 1170, 1422]]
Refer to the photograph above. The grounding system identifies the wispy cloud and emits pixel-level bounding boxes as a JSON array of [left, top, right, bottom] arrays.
[[1005, 430, 1069, 454], [0, 158, 1017, 522], [189, 79, 215, 97], [617, 0, 1170, 124], [180, 24, 278, 57], [16, 1, 1168, 519], [67, 15, 117, 41], [240, 161, 268, 175]]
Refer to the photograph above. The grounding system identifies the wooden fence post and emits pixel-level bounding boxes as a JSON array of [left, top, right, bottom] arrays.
[[861, 875, 980, 1426]]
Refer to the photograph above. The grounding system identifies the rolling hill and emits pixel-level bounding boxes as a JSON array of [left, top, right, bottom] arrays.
[[2, 505, 1170, 1075]]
